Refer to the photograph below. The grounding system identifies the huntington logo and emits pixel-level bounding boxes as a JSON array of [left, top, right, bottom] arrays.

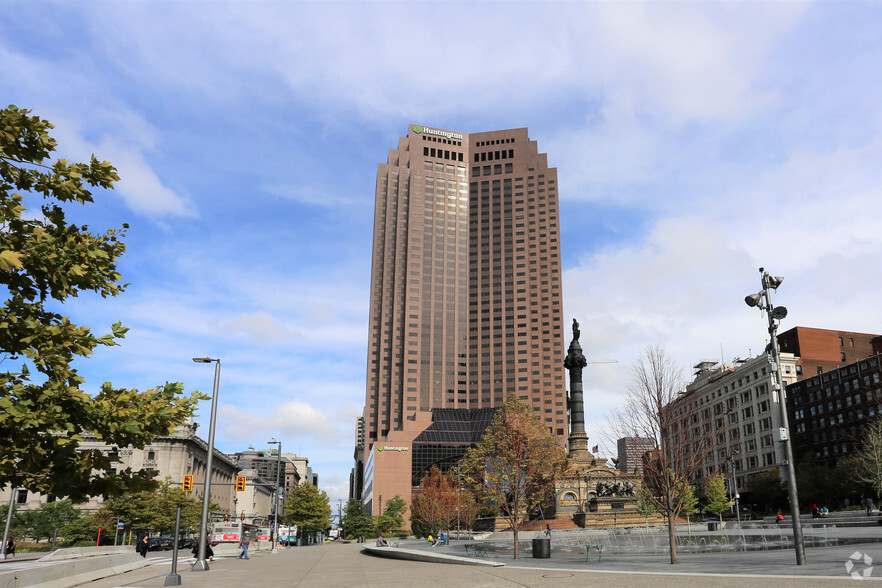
[[845, 551, 874, 579], [412, 125, 463, 140], [377, 445, 408, 452]]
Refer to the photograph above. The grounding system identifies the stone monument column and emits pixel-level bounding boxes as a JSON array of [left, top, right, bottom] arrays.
[[564, 318, 593, 461]]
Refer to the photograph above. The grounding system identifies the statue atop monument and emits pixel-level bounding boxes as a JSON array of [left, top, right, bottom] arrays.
[[573, 318, 580, 342]]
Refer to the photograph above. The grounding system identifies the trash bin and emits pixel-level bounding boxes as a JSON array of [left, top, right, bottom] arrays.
[[707, 522, 718, 531], [532, 537, 550, 558]]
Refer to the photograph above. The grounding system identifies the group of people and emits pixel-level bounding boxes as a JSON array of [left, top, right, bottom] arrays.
[[428, 530, 447, 546], [811, 504, 829, 518]]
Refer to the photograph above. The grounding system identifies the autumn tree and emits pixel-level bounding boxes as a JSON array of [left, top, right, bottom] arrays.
[[610, 345, 716, 564], [283, 483, 332, 537], [0, 105, 205, 501], [703, 473, 735, 524], [459, 394, 568, 558], [410, 466, 458, 537]]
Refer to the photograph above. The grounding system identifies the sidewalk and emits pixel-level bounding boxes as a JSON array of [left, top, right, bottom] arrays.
[[73, 533, 882, 588]]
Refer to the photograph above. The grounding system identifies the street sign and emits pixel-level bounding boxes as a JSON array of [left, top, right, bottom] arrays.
[[117, 522, 124, 530]]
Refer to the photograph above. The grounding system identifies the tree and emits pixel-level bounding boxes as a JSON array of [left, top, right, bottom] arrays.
[[851, 418, 882, 502], [374, 494, 406, 535], [98, 479, 205, 536], [21, 499, 83, 542], [459, 394, 568, 559], [341, 499, 374, 539], [745, 468, 785, 512], [610, 346, 716, 564], [702, 474, 734, 524], [635, 483, 659, 527], [283, 483, 332, 536], [0, 105, 206, 501], [410, 466, 458, 537]]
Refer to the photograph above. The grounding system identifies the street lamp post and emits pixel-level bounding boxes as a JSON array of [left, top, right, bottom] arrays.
[[192, 357, 221, 572], [267, 439, 282, 554], [745, 268, 805, 565], [726, 453, 741, 525]]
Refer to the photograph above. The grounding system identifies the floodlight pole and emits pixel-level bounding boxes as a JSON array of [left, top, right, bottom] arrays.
[[267, 439, 282, 553], [192, 357, 221, 572], [750, 269, 805, 565]]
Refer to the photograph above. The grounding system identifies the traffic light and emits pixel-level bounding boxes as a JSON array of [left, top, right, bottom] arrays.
[[236, 476, 247, 492], [224, 513, 229, 521], [241, 512, 245, 521], [182, 475, 194, 492]]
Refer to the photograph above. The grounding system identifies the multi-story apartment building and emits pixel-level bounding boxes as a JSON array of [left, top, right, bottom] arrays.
[[669, 353, 798, 501], [355, 125, 566, 515], [616, 436, 657, 475], [788, 353, 882, 466], [777, 326, 880, 379]]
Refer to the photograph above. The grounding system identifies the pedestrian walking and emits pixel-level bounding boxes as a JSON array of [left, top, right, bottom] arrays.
[[5, 537, 15, 558], [137, 535, 148, 557], [238, 531, 251, 559]]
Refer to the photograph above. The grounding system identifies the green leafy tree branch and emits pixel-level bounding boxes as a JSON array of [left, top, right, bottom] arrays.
[[0, 105, 206, 501]]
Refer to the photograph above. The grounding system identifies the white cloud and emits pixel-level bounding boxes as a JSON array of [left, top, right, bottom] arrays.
[[219, 401, 339, 442]]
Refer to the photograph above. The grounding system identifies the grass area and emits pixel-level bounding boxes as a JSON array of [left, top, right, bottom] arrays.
[[12, 541, 56, 553]]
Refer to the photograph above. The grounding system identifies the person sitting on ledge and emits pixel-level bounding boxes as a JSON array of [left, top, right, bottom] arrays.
[[376, 534, 389, 547]]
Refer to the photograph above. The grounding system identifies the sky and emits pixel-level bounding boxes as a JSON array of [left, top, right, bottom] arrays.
[[2, 1, 881, 507]]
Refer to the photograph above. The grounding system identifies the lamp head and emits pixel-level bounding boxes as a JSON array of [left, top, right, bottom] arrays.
[[744, 292, 764, 308], [771, 306, 788, 320], [192, 357, 214, 363], [767, 275, 785, 290]]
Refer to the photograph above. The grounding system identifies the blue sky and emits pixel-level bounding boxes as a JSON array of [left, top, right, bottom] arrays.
[[2, 2, 881, 506]]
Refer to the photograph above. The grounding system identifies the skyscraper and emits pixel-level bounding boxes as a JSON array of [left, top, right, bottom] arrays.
[[354, 125, 566, 515]]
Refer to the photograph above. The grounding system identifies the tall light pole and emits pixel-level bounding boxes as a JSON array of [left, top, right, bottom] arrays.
[[726, 452, 741, 525], [745, 268, 805, 565], [267, 439, 282, 554], [192, 357, 221, 572]]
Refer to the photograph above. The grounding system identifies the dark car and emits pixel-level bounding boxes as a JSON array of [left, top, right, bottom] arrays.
[[147, 537, 174, 551], [146, 538, 165, 551], [178, 537, 197, 550]]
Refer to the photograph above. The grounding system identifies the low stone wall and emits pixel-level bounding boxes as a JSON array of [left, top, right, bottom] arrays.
[[38, 545, 134, 562], [0, 551, 148, 588]]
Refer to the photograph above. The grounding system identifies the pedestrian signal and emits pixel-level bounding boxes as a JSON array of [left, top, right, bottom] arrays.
[[236, 476, 247, 492], [224, 513, 229, 521], [241, 512, 245, 521], [183, 475, 194, 492]]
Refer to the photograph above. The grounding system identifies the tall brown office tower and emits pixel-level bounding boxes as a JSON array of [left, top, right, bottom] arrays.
[[353, 125, 565, 516]]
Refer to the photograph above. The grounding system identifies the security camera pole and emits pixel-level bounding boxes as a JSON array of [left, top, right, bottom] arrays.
[[745, 268, 805, 565]]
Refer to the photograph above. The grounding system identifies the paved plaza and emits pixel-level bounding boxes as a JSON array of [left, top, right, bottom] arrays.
[[68, 530, 882, 588]]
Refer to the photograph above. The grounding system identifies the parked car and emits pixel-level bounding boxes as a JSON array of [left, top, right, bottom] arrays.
[[178, 537, 197, 550], [147, 537, 174, 551]]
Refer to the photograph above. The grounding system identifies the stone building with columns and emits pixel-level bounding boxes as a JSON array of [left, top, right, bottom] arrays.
[[0, 424, 240, 516]]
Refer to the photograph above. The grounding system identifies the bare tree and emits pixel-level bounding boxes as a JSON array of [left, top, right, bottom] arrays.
[[852, 418, 882, 502], [610, 345, 716, 564]]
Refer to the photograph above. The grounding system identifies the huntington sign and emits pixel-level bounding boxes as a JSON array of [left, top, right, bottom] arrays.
[[412, 125, 463, 140], [377, 445, 408, 452]]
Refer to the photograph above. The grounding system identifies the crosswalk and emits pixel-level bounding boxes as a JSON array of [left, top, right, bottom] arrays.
[[145, 553, 196, 566]]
